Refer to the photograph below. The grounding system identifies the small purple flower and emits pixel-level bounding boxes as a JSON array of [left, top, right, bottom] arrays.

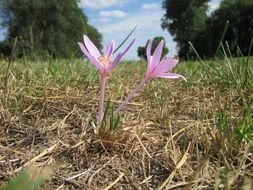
[[78, 35, 135, 125], [78, 35, 135, 77], [144, 39, 186, 81], [115, 38, 186, 114]]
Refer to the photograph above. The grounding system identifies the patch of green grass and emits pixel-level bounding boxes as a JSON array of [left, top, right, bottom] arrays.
[[0, 166, 51, 190], [0, 58, 97, 88]]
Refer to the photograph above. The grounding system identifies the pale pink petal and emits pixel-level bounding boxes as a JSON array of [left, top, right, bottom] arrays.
[[109, 53, 122, 70], [121, 38, 136, 57], [78, 42, 91, 60], [151, 40, 164, 70], [157, 73, 187, 81], [104, 40, 115, 57], [89, 56, 104, 72], [108, 38, 135, 71], [83, 35, 101, 59], [146, 39, 152, 71], [154, 57, 178, 75], [145, 55, 155, 79]]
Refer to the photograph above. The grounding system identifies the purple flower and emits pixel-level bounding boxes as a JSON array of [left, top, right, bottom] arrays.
[[78, 35, 135, 124], [115, 38, 186, 114], [78, 35, 135, 77], [144, 39, 186, 81]]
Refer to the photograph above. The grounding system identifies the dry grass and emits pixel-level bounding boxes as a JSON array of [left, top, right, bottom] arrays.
[[0, 58, 253, 189]]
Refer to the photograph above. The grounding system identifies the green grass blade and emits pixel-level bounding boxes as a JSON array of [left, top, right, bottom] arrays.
[[113, 25, 138, 54]]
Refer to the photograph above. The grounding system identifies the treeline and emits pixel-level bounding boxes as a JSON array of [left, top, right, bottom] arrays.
[[0, 0, 102, 58], [162, 0, 253, 59]]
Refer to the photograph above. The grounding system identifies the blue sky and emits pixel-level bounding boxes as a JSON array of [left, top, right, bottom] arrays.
[[78, 0, 221, 59], [0, 0, 221, 59]]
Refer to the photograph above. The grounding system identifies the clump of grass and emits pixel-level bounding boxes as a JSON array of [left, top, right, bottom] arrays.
[[0, 166, 51, 190], [236, 105, 253, 145], [95, 100, 122, 147], [188, 21, 252, 95], [189, 42, 253, 92]]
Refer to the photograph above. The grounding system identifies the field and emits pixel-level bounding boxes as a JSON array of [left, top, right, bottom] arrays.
[[0, 55, 253, 189]]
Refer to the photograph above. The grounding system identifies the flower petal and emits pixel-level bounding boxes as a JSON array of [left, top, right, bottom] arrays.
[[154, 57, 178, 75], [78, 42, 91, 60], [104, 40, 115, 57], [109, 53, 122, 70], [89, 56, 104, 72], [156, 73, 187, 81], [151, 40, 164, 70], [120, 38, 136, 57], [146, 39, 152, 71], [108, 38, 135, 71], [83, 35, 101, 59]]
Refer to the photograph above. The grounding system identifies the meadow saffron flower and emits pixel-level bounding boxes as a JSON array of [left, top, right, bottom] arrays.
[[78, 35, 135, 124], [116, 38, 186, 114], [144, 39, 186, 81], [78, 35, 135, 77]]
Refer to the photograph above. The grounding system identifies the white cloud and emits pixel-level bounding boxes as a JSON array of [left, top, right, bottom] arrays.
[[96, 11, 163, 34], [99, 10, 128, 18], [91, 10, 177, 59], [141, 3, 160, 10], [78, 0, 130, 9]]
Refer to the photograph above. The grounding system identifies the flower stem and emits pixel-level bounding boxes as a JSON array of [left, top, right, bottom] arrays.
[[115, 78, 147, 114], [98, 75, 106, 125]]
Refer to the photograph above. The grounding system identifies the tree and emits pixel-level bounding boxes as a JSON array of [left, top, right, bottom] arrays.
[[0, 0, 102, 58], [0, 41, 11, 58], [137, 36, 169, 60], [161, 0, 209, 58], [197, 0, 253, 57]]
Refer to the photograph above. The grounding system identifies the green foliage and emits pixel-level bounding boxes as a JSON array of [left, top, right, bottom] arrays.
[[195, 0, 253, 57], [236, 105, 253, 144], [161, 0, 209, 58], [189, 28, 253, 94], [0, 167, 50, 190], [0, 58, 96, 90], [0, 41, 11, 58], [96, 100, 122, 144], [100, 100, 121, 133], [214, 167, 233, 190], [137, 36, 169, 60], [215, 104, 253, 152], [216, 108, 236, 145], [162, 0, 253, 59], [0, 0, 102, 58]]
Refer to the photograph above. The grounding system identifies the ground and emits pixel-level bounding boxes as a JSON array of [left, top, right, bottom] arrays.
[[0, 58, 252, 189]]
